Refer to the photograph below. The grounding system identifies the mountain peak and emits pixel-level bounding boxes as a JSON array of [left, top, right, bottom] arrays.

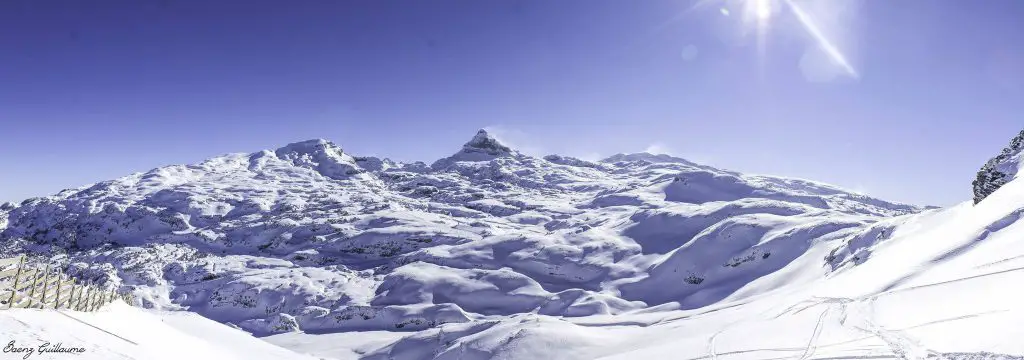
[[274, 139, 344, 157], [463, 129, 514, 156], [430, 129, 519, 168], [267, 139, 364, 180]]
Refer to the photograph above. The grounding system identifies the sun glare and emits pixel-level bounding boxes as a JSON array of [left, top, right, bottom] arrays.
[[784, 0, 859, 78], [684, 0, 859, 80], [753, 0, 773, 20]]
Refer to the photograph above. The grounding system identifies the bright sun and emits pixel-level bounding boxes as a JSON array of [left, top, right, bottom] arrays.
[[685, 0, 859, 78], [752, 0, 773, 19]]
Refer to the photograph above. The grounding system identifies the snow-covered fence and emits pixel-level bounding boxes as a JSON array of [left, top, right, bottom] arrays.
[[0, 255, 136, 311]]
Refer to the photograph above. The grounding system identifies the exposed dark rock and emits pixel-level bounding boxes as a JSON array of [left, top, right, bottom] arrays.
[[973, 130, 1024, 204]]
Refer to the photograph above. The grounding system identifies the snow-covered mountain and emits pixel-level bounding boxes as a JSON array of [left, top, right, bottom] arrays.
[[7, 128, 1024, 360]]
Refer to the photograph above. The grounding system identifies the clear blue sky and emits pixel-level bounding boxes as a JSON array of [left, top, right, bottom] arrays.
[[1, 0, 1021, 207]]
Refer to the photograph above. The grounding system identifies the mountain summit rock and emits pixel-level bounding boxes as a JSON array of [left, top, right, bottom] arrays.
[[463, 129, 514, 156], [973, 129, 1024, 204], [431, 129, 519, 168]]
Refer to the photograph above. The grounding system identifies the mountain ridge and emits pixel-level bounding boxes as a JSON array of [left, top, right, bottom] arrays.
[[0, 129, 931, 343]]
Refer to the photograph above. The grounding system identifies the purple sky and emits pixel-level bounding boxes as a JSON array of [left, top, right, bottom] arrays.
[[1, 0, 1022, 206]]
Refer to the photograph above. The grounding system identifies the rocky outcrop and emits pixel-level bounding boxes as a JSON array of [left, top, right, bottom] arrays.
[[431, 129, 519, 169], [973, 130, 1024, 204], [0, 202, 13, 230], [463, 129, 513, 156]]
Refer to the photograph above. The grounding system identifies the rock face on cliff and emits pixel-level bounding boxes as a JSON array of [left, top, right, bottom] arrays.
[[973, 129, 1024, 204]]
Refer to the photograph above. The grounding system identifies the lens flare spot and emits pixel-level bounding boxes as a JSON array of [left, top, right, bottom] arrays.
[[754, 0, 773, 19]]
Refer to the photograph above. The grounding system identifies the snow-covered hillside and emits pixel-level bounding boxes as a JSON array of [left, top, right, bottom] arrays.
[[7, 128, 1022, 360]]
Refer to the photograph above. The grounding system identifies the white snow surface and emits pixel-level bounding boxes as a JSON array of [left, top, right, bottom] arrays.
[[5, 129, 1020, 359], [0, 302, 316, 359]]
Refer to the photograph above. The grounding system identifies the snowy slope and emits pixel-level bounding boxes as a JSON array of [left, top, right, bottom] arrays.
[[0, 302, 316, 359], [583, 178, 1024, 360], [266, 133, 1024, 360], [3, 128, 991, 360]]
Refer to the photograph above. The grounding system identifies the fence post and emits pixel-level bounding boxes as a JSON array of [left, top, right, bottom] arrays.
[[78, 286, 90, 311], [67, 284, 78, 310], [86, 288, 94, 311], [26, 264, 45, 308], [37, 264, 53, 309], [6, 256, 25, 309], [53, 274, 64, 309], [83, 287, 91, 311], [73, 284, 81, 309], [77, 285, 85, 310], [83, 286, 93, 311], [71, 286, 79, 311], [89, 288, 99, 311]]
